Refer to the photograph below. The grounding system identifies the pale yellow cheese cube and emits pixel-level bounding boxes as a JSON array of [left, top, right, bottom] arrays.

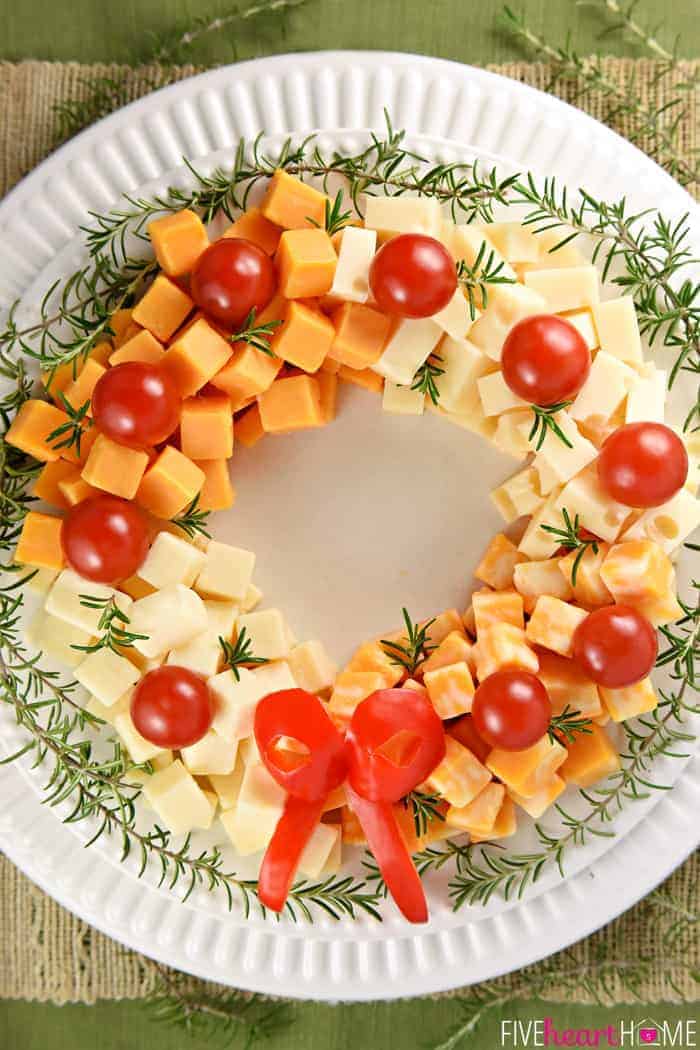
[[203, 599, 239, 639], [526, 596, 587, 657], [129, 584, 207, 659], [432, 287, 473, 341], [554, 465, 632, 544], [569, 350, 636, 426], [329, 226, 376, 303], [167, 631, 222, 677], [320, 829, 343, 876], [208, 757, 245, 810], [423, 661, 475, 719], [517, 492, 565, 560], [524, 265, 599, 313], [220, 762, 286, 855], [45, 569, 132, 635], [84, 691, 131, 726], [287, 640, 338, 694], [508, 774, 566, 818], [491, 409, 533, 461], [427, 736, 491, 808], [372, 317, 442, 386], [559, 308, 598, 350], [114, 702, 168, 764], [487, 736, 567, 798], [138, 531, 206, 589], [24, 609, 94, 668], [599, 678, 658, 722], [473, 623, 539, 680], [299, 823, 341, 878], [382, 381, 425, 415], [433, 336, 494, 415], [592, 296, 642, 365], [75, 647, 141, 707], [181, 730, 237, 775], [446, 782, 505, 835], [477, 371, 528, 416], [195, 541, 255, 601], [532, 226, 586, 267], [513, 560, 573, 614], [26, 567, 59, 596], [142, 759, 215, 834], [469, 284, 547, 361], [520, 412, 597, 485], [491, 467, 543, 523], [235, 608, 293, 660], [209, 661, 296, 741], [484, 222, 540, 264], [241, 584, 263, 612], [364, 195, 441, 237]]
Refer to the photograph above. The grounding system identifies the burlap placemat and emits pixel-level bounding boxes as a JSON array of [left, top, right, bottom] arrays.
[[0, 57, 697, 1005]]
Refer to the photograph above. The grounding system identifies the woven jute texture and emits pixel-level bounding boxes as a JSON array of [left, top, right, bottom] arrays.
[[0, 57, 698, 1005]]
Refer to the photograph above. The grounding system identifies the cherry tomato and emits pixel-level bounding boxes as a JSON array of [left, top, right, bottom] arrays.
[[369, 234, 457, 318], [597, 422, 688, 508], [191, 238, 276, 328], [573, 605, 657, 688], [61, 495, 149, 584], [131, 666, 214, 749], [91, 363, 180, 448], [471, 670, 551, 752], [501, 314, 591, 406]]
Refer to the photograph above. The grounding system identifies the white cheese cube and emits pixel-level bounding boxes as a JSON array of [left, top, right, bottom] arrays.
[[477, 371, 528, 416], [432, 288, 473, 341], [208, 756, 245, 810], [236, 609, 294, 660], [625, 365, 666, 424], [209, 660, 296, 741], [299, 823, 341, 878], [114, 702, 167, 764], [85, 691, 131, 727], [371, 317, 442, 385], [559, 309, 598, 350], [520, 412, 597, 484], [195, 541, 255, 602], [219, 762, 286, 855], [239, 735, 261, 766], [491, 410, 533, 461], [363, 195, 441, 237], [427, 398, 498, 441], [532, 455, 560, 495], [241, 584, 263, 612], [26, 567, 59, 596], [24, 610, 94, 668], [203, 599, 239, 638], [74, 648, 141, 707], [570, 351, 636, 424], [555, 466, 632, 542], [621, 489, 700, 553], [533, 226, 586, 267], [167, 631, 222, 677], [433, 336, 494, 415], [524, 265, 599, 313], [142, 759, 216, 834], [138, 531, 207, 589], [518, 492, 565, 559], [124, 749, 175, 788], [329, 226, 376, 303], [45, 569, 132, 635], [382, 381, 425, 415], [484, 222, 540, 263], [181, 730, 238, 775], [490, 467, 543, 523], [129, 585, 208, 658], [287, 640, 338, 694], [469, 284, 547, 360], [592, 297, 642, 365], [320, 831, 343, 876], [443, 224, 516, 280]]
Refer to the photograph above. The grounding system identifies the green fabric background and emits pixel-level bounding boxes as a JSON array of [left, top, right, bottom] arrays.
[[0, 0, 698, 1046]]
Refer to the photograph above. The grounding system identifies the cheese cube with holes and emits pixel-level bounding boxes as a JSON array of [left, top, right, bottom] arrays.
[[194, 541, 255, 602], [329, 302, 392, 370], [468, 284, 546, 360], [427, 737, 492, 808], [432, 336, 493, 415], [491, 467, 544, 523], [555, 465, 632, 544], [521, 412, 597, 485], [138, 531, 207, 590], [523, 265, 599, 313], [560, 724, 621, 787], [363, 195, 441, 238], [620, 489, 700, 554], [128, 584, 207, 659], [477, 371, 528, 416], [24, 610, 94, 668], [260, 169, 327, 230], [517, 493, 565, 560], [424, 661, 475, 719], [474, 624, 539, 681], [432, 288, 473, 341], [526, 596, 587, 657], [382, 382, 425, 415], [345, 640, 403, 686], [235, 609, 293, 660], [471, 795, 517, 843], [329, 226, 376, 303], [446, 782, 506, 836], [513, 560, 573, 613], [599, 677, 658, 722], [148, 210, 208, 277], [421, 631, 475, 676], [475, 534, 527, 591], [136, 447, 205, 519], [210, 661, 296, 741], [180, 396, 234, 460], [536, 651, 602, 719], [592, 296, 642, 365], [276, 228, 337, 299], [258, 375, 324, 432], [372, 318, 442, 386], [220, 761, 286, 854], [114, 703, 169, 765], [490, 409, 532, 462], [328, 670, 392, 722], [473, 589, 524, 634], [299, 823, 341, 878], [74, 648, 141, 707], [558, 543, 613, 610], [181, 730, 238, 776], [508, 775, 566, 818], [487, 735, 567, 798], [15, 511, 65, 571], [45, 570, 132, 634], [569, 351, 635, 426], [600, 540, 674, 607], [132, 275, 194, 342], [626, 365, 666, 424], [142, 759, 216, 834], [287, 640, 337, 694]]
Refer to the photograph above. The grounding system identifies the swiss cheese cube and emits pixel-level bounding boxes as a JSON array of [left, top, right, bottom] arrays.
[[521, 412, 597, 485], [142, 759, 216, 834], [490, 467, 543, 523], [114, 703, 168, 765], [625, 365, 666, 424], [485, 222, 540, 264], [166, 630, 222, 677], [620, 488, 700, 554], [525, 596, 587, 657], [468, 284, 546, 360], [129, 584, 207, 658], [569, 350, 635, 427], [75, 648, 141, 707], [432, 288, 473, 341], [299, 823, 341, 878], [208, 757, 246, 810]]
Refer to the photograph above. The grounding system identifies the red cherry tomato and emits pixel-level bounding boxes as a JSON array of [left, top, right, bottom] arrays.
[[501, 314, 591, 406], [190, 238, 276, 328], [471, 670, 551, 752], [597, 422, 688, 508], [573, 605, 657, 688], [131, 666, 214, 749], [61, 495, 150, 584], [91, 363, 180, 448], [369, 234, 457, 318]]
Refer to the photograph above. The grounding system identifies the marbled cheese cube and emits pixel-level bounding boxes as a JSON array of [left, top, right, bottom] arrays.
[[513, 560, 573, 613], [129, 585, 208, 659], [138, 531, 207, 589], [487, 736, 567, 798], [472, 589, 524, 633], [423, 661, 475, 719], [599, 678, 658, 722], [195, 541, 255, 601], [536, 651, 602, 719], [508, 775, 566, 818], [329, 226, 376, 303], [592, 297, 642, 365], [525, 595, 588, 657], [474, 533, 527, 591], [24, 609, 94, 669], [427, 736, 491, 808], [473, 623, 539, 680], [287, 640, 338, 694], [45, 569, 132, 635], [181, 730, 238, 775], [75, 648, 141, 707], [447, 782, 506, 835], [142, 759, 216, 834], [236, 608, 293, 660], [371, 318, 442, 385], [382, 381, 425, 415]]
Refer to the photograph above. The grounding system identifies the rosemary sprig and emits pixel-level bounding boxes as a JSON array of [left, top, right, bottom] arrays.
[[411, 354, 445, 406], [219, 628, 269, 681], [314, 188, 353, 237], [151, 0, 309, 64], [232, 308, 282, 356], [528, 401, 574, 451], [540, 507, 600, 585], [380, 607, 437, 676], [72, 595, 148, 654], [403, 789, 446, 839], [576, 0, 675, 61], [456, 245, 516, 318], [548, 705, 594, 745], [170, 495, 212, 540], [45, 394, 93, 458]]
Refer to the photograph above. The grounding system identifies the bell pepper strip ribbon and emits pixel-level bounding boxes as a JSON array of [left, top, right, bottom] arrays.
[[254, 688, 348, 912]]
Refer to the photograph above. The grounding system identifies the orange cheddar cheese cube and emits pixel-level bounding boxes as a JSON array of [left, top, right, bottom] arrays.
[[41, 360, 77, 403], [62, 358, 106, 415], [32, 459, 75, 509], [508, 774, 566, 818], [180, 396, 234, 460], [109, 308, 134, 346], [447, 782, 505, 836], [276, 228, 337, 299], [330, 302, 392, 370], [421, 630, 475, 676], [136, 446, 205, 519], [147, 209, 209, 277], [560, 724, 621, 787], [162, 318, 232, 398], [337, 365, 384, 393], [6, 399, 74, 463], [119, 574, 157, 601], [258, 375, 323, 433], [58, 423, 98, 467], [328, 670, 391, 723], [472, 588, 524, 634], [81, 433, 150, 499], [210, 344, 281, 402], [271, 300, 335, 372], [600, 540, 674, 606], [235, 404, 266, 448], [558, 543, 613, 610], [194, 459, 235, 511], [487, 735, 567, 798], [109, 328, 165, 367], [513, 559, 573, 614], [58, 471, 100, 507], [536, 651, 602, 719], [316, 371, 338, 424], [223, 206, 282, 255], [474, 623, 539, 681], [426, 736, 492, 808], [525, 596, 588, 657], [424, 661, 475, 719], [15, 511, 65, 570], [599, 677, 658, 722], [475, 533, 528, 591], [89, 342, 114, 367], [260, 169, 328, 230], [470, 795, 517, 842], [346, 640, 403, 686], [132, 274, 194, 342], [341, 806, 366, 845]]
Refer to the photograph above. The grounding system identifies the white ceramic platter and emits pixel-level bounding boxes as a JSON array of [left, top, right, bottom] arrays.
[[0, 52, 698, 1001]]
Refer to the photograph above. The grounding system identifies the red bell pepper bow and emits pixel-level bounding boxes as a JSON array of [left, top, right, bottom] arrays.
[[254, 687, 446, 922]]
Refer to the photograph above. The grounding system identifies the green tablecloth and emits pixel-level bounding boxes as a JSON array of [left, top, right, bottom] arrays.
[[0, 1, 698, 1047]]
